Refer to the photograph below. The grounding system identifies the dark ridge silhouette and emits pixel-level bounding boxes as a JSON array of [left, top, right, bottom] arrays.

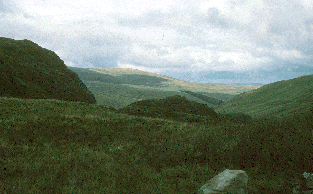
[[0, 37, 96, 103]]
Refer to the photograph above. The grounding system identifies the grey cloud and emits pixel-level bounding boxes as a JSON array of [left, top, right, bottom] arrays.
[[87, 37, 109, 47], [115, 7, 221, 51], [268, 22, 292, 36], [290, 64, 313, 73], [250, 1, 312, 48], [116, 10, 168, 28], [300, 39, 313, 56], [1, 0, 312, 86], [83, 55, 119, 68], [0, 1, 11, 13], [304, 18, 313, 31], [60, 38, 128, 68], [206, 7, 230, 28], [263, 64, 313, 82], [161, 70, 266, 85], [229, 0, 248, 7], [86, 34, 130, 51], [0, 18, 39, 41], [162, 63, 313, 86], [0, 1, 24, 14]]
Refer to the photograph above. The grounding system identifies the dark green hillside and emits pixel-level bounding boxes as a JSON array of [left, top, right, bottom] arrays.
[[0, 37, 96, 103], [118, 95, 219, 122], [216, 74, 313, 118]]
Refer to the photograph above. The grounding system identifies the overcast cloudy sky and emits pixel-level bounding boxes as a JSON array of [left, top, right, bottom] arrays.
[[1, 0, 313, 85]]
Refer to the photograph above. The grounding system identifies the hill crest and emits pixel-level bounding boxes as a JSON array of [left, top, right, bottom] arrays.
[[89, 68, 260, 93], [216, 74, 313, 118], [0, 37, 96, 103]]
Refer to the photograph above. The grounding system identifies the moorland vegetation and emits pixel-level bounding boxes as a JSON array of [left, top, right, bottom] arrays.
[[0, 96, 312, 193]]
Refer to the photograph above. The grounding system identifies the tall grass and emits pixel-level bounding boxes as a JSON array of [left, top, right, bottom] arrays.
[[0, 97, 312, 193]]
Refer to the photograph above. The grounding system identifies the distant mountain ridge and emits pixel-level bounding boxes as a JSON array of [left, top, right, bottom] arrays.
[[0, 37, 96, 103], [69, 67, 259, 109], [216, 74, 313, 118]]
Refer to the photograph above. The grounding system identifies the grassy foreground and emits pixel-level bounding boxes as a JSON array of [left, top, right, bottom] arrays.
[[0, 97, 312, 193]]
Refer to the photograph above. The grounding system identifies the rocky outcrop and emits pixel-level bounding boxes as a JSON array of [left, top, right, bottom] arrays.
[[197, 169, 248, 194], [0, 37, 96, 103]]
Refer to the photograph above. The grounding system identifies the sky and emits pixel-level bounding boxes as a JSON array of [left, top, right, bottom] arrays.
[[1, 0, 313, 85]]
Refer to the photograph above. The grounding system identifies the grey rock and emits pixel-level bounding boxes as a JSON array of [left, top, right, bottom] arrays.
[[303, 172, 313, 190], [197, 169, 249, 194]]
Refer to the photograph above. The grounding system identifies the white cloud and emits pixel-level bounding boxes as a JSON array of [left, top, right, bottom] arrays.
[[274, 49, 303, 60], [219, 52, 260, 70], [117, 62, 164, 73], [299, 0, 313, 9]]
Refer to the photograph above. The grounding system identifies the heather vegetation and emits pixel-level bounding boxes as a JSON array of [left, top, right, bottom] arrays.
[[0, 96, 312, 193]]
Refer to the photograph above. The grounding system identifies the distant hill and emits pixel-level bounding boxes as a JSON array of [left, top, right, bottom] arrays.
[[118, 95, 219, 122], [216, 74, 313, 118], [0, 37, 96, 103], [69, 67, 259, 109]]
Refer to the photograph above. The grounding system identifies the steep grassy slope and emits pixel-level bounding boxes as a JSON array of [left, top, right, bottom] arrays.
[[216, 74, 313, 118], [118, 95, 219, 122], [0, 96, 312, 193], [69, 67, 258, 109], [0, 37, 96, 103]]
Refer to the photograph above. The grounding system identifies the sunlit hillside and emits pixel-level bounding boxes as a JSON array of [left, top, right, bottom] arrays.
[[69, 67, 259, 109], [216, 74, 313, 118]]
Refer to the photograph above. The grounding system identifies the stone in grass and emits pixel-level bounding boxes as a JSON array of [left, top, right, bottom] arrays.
[[303, 172, 313, 189], [197, 169, 248, 194]]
